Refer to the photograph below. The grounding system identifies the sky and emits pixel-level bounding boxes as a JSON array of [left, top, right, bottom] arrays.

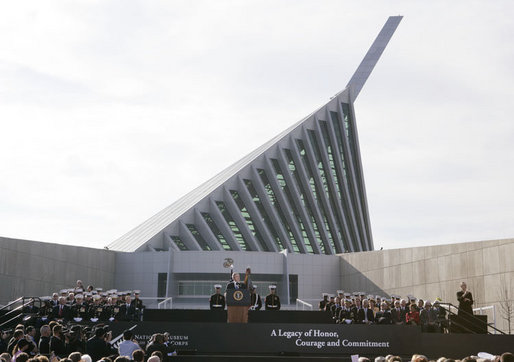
[[0, 1, 513, 251]]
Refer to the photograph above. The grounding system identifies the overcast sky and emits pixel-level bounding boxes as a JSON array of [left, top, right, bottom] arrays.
[[1, 1, 513, 251]]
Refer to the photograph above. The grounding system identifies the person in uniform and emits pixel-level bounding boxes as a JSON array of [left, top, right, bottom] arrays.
[[318, 293, 329, 311], [209, 285, 226, 310], [265, 285, 281, 311], [331, 296, 342, 322], [249, 286, 262, 311], [71, 294, 89, 320], [130, 290, 145, 321], [325, 296, 335, 312], [89, 294, 104, 321], [338, 299, 356, 324]]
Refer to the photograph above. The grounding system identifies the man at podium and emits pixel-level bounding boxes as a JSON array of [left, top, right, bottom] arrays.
[[225, 269, 251, 323]]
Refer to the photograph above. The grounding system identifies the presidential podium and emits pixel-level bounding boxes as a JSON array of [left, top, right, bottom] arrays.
[[226, 288, 251, 323]]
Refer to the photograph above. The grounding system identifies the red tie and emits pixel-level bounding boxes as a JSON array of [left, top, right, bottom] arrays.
[[59, 305, 63, 317]]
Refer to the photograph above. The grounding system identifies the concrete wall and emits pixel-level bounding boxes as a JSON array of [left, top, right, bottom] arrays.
[[0, 237, 116, 305], [114, 250, 343, 307], [339, 238, 514, 333]]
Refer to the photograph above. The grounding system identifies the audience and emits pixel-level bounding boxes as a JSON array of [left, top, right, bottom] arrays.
[[321, 290, 456, 333], [0, 282, 511, 362]]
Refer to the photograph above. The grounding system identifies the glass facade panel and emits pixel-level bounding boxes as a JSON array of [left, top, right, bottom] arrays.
[[258, 169, 300, 253], [284, 149, 325, 253], [201, 212, 232, 250], [322, 119, 347, 186], [171, 235, 188, 251], [271, 158, 314, 253], [216, 201, 250, 251], [244, 179, 285, 251], [295, 139, 337, 254], [231, 191, 269, 251], [186, 224, 211, 251]]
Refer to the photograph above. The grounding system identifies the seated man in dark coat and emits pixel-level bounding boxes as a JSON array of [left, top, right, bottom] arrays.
[[375, 302, 392, 325], [52, 297, 71, 321], [356, 299, 375, 324]]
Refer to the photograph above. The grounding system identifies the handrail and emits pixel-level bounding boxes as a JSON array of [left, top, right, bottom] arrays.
[[439, 302, 505, 335], [157, 298, 173, 309], [295, 299, 313, 310], [0, 297, 23, 312]]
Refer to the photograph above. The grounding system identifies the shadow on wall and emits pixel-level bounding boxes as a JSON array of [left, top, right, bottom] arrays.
[[339, 256, 390, 298]]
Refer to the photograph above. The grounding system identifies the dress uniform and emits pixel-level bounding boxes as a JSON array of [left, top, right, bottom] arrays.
[[209, 285, 226, 310], [265, 285, 281, 311], [250, 286, 262, 310]]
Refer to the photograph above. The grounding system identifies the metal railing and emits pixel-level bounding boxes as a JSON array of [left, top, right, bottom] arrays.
[[296, 299, 313, 310], [473, 305, 497, 334], [0, 297, 41, 329], [440, 302, 505, 335], [157, 298, 173, 309]]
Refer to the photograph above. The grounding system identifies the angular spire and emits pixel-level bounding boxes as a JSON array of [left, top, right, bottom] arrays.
[[346, 16, 403, 101]]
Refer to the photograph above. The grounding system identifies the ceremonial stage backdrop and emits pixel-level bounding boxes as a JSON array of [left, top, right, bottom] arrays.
[[107, 322, 514, 358]]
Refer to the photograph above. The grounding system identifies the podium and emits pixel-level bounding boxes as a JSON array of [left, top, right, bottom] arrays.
[[226, 288, 251, 323]]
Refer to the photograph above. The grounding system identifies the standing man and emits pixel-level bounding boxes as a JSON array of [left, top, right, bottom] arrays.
[[225, 271, 249, 323], [250, 286, 262, 311], [265, 285, 281, 311], [209, 285, 226, 310], [318, 293, 329, 311], [456, 281, 473, 317], [130, 291, 145, 321]]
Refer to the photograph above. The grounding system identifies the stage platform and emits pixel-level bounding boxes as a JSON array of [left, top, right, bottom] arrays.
[[102, 310, 514, 360]]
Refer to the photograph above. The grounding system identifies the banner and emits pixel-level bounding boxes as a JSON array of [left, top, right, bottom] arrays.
[[107, 321, 514, 357]]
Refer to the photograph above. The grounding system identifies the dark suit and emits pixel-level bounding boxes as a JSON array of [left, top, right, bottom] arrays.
[[49, 335, 66, 358], [420, 307, 438, 332], [226, 281, 247, 290], [356, 308, 375, 324], [52, 304, 71, 320], [457, 290, 473, 316], [391, 307, 402, 324], [119, 303, 136, 321], [86, 336, 115, 362], [319, 298, 328, 311], [375, 310, 392, 324], [38, 336, 51, 355]]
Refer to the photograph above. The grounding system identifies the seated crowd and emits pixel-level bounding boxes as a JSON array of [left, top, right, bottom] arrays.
[[21, 281, 145, 324], [0, 323, 176, 362], [358, 353, 514, 362], [319, 291, 448, 332]]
